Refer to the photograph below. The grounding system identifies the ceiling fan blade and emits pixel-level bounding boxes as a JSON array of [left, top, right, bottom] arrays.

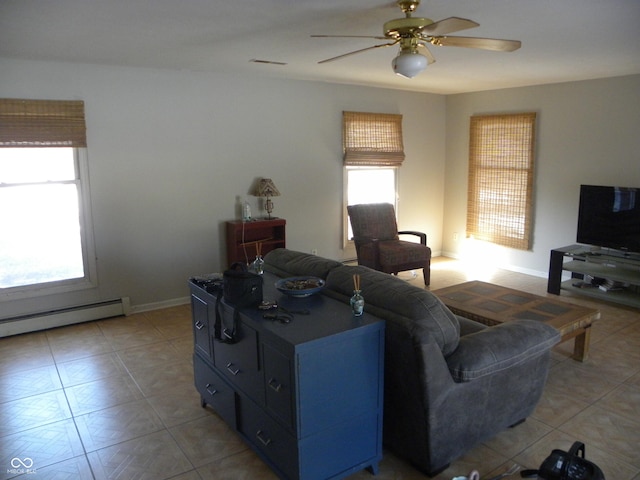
[[421, 17, 479, 36], [416, 43, 436, 64], [434, 36, 521, 52], [318, 40, 399, 64], [311, 34, 388, 40]]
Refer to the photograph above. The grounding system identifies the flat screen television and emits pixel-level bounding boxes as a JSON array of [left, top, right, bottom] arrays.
[[577, 184, 640, 254]]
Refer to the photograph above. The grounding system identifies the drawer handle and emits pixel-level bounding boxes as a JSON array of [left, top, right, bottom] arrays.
[[256, 430, 272, 446], [226, 363, 240, 376], [205, 383, 218, 396], [268, 378, 282, 392], [195, 321, 205, 330]]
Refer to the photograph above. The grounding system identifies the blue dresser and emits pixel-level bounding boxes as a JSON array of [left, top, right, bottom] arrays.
[[190, 273, 385, 480]]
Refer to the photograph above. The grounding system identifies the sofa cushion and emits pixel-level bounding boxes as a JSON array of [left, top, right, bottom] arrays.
[[446, 319, 560, 382], [263, 248, 343, 279], [325, 265, 460, 356]]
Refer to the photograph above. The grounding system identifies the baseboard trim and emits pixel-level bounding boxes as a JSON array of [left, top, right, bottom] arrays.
[[0, 297, 130, 338], [129, 296, 190, 314]]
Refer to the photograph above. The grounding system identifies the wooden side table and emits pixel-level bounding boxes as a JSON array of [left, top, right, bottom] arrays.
[[226, 218, 286, 267]]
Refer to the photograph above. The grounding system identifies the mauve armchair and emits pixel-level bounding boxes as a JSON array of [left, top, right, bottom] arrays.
[[348, 203, 432, 285]]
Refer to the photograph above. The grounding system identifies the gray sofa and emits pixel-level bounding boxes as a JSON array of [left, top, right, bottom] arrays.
[[263, 248, 560, 476]]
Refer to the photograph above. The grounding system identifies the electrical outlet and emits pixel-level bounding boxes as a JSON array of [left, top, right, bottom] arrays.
[[453, 232, 459, 242], [311, 249, 318, 255]]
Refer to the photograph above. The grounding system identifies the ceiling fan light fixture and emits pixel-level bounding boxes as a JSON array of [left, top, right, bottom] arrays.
[[313, 0, 520, 76], [392, 50, 427, 78]]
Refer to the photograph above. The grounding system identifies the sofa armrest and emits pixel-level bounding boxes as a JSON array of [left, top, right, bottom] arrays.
[[398, 230, 427, 245], [446, 319, 560, 382], [457, 316, 486, 336]]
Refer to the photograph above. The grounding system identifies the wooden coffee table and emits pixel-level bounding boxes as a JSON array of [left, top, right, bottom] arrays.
[[433, 281, 600, 362]]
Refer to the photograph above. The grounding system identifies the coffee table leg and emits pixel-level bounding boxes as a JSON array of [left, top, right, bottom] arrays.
[[572, 326, 592, 362]]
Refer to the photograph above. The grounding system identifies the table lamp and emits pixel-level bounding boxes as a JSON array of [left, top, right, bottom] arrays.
[[254, 178, 280, 219]]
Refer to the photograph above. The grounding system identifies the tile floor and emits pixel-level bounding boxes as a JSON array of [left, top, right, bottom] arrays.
[[1, 257, 639, 479]]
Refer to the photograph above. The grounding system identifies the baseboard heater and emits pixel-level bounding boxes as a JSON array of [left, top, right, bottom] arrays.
[[0, 297, 130, 338]]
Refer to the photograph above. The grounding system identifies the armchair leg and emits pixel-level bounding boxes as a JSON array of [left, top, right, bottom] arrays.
[[422, 267, 430, 286]]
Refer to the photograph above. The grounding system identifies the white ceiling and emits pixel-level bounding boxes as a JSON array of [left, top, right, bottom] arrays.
[[2, 0, 640, 95]]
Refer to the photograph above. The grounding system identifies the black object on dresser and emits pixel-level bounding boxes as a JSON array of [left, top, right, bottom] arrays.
[[189, 273, 385, 480]]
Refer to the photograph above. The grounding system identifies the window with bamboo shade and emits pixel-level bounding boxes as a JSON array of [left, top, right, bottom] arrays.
[[342, 111, 404, 166], [466, 113, 536, 250], [342, 111, 404, 246], [0, 98, 95, 295], [0, 98, 87, 147]]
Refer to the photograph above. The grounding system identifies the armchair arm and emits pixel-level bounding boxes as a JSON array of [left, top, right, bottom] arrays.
[[445, 319, 560, 382], [398, 230, 427, 245]]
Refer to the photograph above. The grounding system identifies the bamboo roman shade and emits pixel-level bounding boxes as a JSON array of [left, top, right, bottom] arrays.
[[467, 112, 536, 250], [343, 111, 405, 166], [0, 98, 87, 147]]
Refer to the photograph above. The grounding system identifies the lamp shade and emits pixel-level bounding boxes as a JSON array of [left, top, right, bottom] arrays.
[[254, 178, 280, 197], [392, 51, 427, 78]]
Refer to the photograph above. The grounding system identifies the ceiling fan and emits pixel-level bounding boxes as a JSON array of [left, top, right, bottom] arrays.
[[312, 0, 521, 78]]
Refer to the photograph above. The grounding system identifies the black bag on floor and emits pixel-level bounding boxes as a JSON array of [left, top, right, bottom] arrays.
[[524, 441, 605, 480]]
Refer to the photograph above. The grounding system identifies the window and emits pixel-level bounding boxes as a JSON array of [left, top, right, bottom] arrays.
[[343, 111, 404, 245], [345, 166, 398, 240], [466, 112, 536, 250], [0, 98, 96, 296]]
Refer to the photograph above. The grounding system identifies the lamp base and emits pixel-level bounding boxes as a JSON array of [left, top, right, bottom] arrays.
[[265, 197, 274, 219]]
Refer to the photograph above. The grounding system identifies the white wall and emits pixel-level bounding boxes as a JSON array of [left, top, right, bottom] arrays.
[[443, 74, 640, 276], [0, 58, 445, 316]]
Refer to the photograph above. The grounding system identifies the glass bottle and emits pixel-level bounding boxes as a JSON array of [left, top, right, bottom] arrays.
[[242, 200, 252, 222], [251, 255, 264, 275], [350, 290, 364, 316]]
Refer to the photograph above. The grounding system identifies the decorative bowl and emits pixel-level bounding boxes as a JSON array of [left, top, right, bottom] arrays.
[[275, 276, 325, 298]]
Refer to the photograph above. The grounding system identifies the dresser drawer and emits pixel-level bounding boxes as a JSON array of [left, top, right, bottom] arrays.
[[214, 317, 263, 401], [238, 395, 299, 480], [193, 354, 236, 427], [263, 342, 293, 429], [191, 293, 213, 362]]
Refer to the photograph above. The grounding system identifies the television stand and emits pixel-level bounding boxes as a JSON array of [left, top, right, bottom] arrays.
[[548, 245, 640, 308]]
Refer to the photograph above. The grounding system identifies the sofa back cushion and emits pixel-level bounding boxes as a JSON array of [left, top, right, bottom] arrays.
[[264, 248, 343, 279], [325, 265, 460, 356]]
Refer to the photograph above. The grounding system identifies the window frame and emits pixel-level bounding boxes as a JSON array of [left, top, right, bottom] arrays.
[[0, 97, 97, 301], [0, 147, 98, 301], [343, 165, 399, 249]]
